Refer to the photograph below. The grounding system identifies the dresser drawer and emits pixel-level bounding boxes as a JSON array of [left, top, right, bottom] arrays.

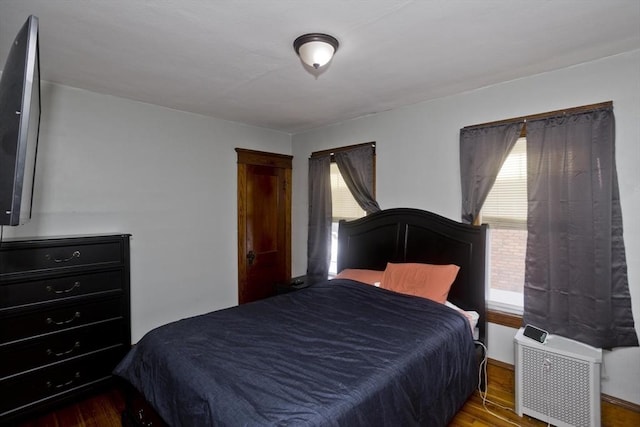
[[0, 297, 123, 345], [0, 241, 123, 276], [0, 270, 123, 310], [0, 234, 130, 423], [0, 319, 127, 379], [0, 346, 124, 418]]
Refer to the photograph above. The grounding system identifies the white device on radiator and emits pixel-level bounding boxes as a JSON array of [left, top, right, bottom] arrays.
[[514, 327, 602, 427]]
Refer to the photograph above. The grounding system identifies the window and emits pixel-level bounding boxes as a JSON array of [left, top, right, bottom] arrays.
[[329, 162, 366, 275], [461, 103, 635, 347], [480, 137, 527, 312], [308, 143, 377, 285]]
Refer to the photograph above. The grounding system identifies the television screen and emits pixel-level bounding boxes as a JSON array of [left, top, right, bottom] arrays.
[[0, 15, 41, 226]]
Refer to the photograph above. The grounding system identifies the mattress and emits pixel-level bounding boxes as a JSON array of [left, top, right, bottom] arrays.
[[114, 279, 477, 426]]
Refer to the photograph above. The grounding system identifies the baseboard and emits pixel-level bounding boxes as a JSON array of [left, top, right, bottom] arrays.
[[487, 357, 514, 371], [487, 358, 640, 425]]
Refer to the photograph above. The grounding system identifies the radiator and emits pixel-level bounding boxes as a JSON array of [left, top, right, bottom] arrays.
[[515, 328, 602, 427]]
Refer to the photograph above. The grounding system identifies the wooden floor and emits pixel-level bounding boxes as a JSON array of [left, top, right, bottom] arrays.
[[449, 385, 547, 426], [17, 373, 547, 427], [18, 388, 125, 427]]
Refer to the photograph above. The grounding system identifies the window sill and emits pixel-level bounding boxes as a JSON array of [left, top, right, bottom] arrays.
[[487, 289, 523, 328], [487, 309, 523, 329], [488, 289, 522, 310]]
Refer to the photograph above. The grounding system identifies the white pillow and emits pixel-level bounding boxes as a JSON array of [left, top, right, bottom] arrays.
[[445, 301, 479, 334]]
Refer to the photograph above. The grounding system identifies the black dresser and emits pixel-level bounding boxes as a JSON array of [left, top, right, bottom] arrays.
[[0, 234, 131, 424]]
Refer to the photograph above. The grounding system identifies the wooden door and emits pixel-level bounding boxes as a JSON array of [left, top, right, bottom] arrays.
[[236, 148, 292, 304]]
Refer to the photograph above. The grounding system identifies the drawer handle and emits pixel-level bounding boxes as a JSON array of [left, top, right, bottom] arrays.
[[47, 341, 81, 357], [45, 250, 81, 263], [47, 281, 81, 294], [47, 372, 81, 390], [46, 311, 81, 326]]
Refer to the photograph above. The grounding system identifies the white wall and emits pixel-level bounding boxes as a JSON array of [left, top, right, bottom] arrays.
[[291, 50, 640, 404], [3, 82, 292, 342]]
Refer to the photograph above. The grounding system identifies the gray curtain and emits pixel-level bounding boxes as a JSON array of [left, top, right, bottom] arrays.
[[524, 107, 638, 349], [460, 122, 524, 224], [306, 155, 332, 285], [334, 145, 381, 214]]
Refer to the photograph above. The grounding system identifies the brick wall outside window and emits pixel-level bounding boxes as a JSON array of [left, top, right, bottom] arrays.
[[490, 228, 526, 292]]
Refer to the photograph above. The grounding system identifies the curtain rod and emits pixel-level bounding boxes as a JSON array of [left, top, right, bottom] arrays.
[[310, 141, 375, 159], [462, 101, 613, 131]]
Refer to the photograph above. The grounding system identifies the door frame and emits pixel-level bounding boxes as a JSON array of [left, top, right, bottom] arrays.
[[236, 148, 292, 304]]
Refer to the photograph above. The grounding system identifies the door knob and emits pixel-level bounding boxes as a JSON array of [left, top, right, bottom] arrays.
[[247, 250, 256, 265]]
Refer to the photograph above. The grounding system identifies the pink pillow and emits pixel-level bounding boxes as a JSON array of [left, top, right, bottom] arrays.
[[381, 262, 460, 303], [335, 269, 383, 286]]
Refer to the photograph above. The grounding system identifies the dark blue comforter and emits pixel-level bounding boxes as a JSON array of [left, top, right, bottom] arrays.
[[114, 280, 477, 426]]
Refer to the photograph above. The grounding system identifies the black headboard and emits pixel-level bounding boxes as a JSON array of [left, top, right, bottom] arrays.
[[337, 208, 487, 346]]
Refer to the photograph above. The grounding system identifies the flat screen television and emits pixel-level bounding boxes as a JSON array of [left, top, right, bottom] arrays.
[[0, 15, 41, 226]]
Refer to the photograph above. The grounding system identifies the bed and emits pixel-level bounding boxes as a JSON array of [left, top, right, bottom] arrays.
[[114, 208, 487, 426]]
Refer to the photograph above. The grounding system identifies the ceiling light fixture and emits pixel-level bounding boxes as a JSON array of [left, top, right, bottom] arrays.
[[293, 33, 339, 69]]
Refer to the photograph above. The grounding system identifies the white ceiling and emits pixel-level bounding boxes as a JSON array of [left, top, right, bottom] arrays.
[[1, 0, 639, 134]]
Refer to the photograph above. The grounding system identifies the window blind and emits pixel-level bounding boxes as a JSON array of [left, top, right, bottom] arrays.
[[482, 137, 527, 229], [331, 162, 365, 221]]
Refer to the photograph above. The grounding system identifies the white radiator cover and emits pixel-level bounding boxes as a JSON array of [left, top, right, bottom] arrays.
[[515, 328, 602, 427]]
